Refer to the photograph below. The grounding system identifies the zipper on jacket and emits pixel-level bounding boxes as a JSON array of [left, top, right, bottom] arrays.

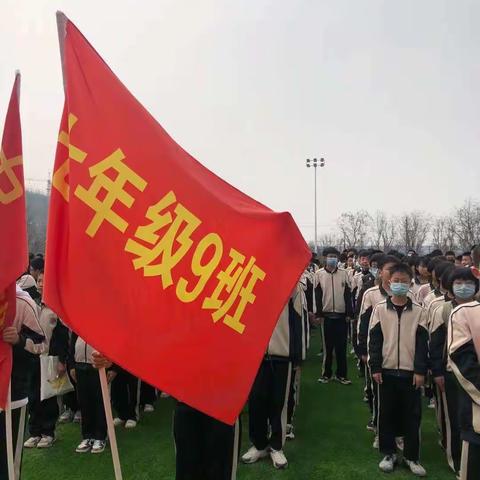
[[397, 311, 401, 372], [331, 273, 335, 312]]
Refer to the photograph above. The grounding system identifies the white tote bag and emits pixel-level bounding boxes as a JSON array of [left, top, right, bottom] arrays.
[[40, 355, 74, 401]]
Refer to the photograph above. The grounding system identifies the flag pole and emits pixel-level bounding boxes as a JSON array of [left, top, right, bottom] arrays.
[[5, 382, 14, 480], [99, 367, 123, 480]]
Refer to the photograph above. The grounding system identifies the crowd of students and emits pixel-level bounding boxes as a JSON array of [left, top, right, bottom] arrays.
[[1, 246, 480, 479]]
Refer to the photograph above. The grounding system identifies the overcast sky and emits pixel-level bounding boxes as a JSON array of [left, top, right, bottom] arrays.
[[2, 0, 480, 241]]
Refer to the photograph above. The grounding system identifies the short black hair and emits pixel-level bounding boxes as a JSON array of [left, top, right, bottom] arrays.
[[427, 257, 446, 274], [429, 249, 444, 258], [339, 253, 347, 262], [378, 255, 401, 269], [447, 267, 479, 295], [323, 247, 340, 257], [462, 252, 472, 258], [434, 261, 454, 281], [445, 251, 455, 257], [417, 256, 429, 268], [456, 254, 463, 261], [389, 263, 414, 280], [439, 264, 456, 290], [30, 257, 44, 271], [370, 253, 385, 266], [358, 249, 371, 258], [387, 249, 403, 259], [403, 256, 417, 268]]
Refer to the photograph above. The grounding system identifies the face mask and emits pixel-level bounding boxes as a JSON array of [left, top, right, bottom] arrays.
[[326, 258, 338, 269], [453, 284, 476, 300], [370, 267, 379, 278], [390, 282, 410, 296]]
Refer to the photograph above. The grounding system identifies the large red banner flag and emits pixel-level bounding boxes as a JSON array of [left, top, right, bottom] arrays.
[[45, 13, 310, 424], [0, 73, 27, 409]]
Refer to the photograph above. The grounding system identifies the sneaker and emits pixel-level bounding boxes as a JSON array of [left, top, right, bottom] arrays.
[[335, 376, 352, 385], [350, 348, 355, 354], [37, 436, 55, 449], [59, 409, 73, 423], [396, 437, 404, 452], [363, 395, 369, 403], [113, 417, 125, 427], [241, 446, 269, 464], [270, 449, 288, 469], [428, 398, 436, 409], [91, 440, 106, 454], [144, 404, 154, 413], [160, 392, 170, 399], [76, 439, 92, 453], [286, 424, 295, 440], [366, 420, 376, 432], [125, 419, 137, 429], [372, 435, 379, 449], [318, 376, 330, 384], [73, 411, 82, 423], [379, 454, 397, 473], [24, 436, 41, 449], [405, 459, 427, 477]]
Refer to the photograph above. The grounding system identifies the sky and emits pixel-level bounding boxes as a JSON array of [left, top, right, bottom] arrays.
[[1, 0, 480, 242]]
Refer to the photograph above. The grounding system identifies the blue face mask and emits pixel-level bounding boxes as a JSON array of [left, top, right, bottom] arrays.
[[370, 267, 379, 279], [390, 282, 410, 297], [326, 258, 338, 269], [453, 284, 476, 300]]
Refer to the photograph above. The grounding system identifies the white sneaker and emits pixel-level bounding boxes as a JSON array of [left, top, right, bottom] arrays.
[[24, 436, 41, 448], [144, 404, 154, 413], [160, 392, 170, 398], [76, 439, 92, 453], [396, 436, 404, 452], [379, 454, 397, 473], [113, 417, 125, 427], [125, 419, 137, 429], [405, 459, 427, 476], [241, 446, 269, 464], [318, 376, 330, 384], [286, 424, 295, 440], [59, 409, 73, 423], [372, 435, 379, 449], [428, 398, 436, 409], [270, 449, 288, 469], [91, 440, 106, 454], [37, 436, 55, 449], [73, 411, 82, 423]]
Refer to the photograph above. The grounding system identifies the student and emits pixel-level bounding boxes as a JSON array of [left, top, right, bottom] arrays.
[[16, 274, 41, 306], [24, 271, 69, 449], [69, 334, 117, 454], [0, 286, 45, 479], [368, 263, 428, 476], [445, 251, 456, 264], [242, 282, 304, 469], [430, 268, 477, 475], [448, 275, 480, 480], [315, 247, 353, 384], [410, 257, 430, 301], [140, 382, 157, 413], [112, 368, 140, 428], [455, 255, 463, 267], [461, 252, 473, 267], [29, 257, 44, 283], [424, 261, 452, 310]]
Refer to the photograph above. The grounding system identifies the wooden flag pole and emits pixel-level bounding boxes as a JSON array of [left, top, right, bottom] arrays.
[[99, 368, 123, 480], [5, 382, 14, 480]]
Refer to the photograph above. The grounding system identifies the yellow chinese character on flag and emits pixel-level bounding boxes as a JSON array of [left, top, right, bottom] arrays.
[[203, 249, 266, 334], [0, 149, 23, 205], [125, 191, 201, 289], [75, 148, 147, 237]]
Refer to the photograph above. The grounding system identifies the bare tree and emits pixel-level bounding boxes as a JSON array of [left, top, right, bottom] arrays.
[[397, 211, 431, 253], [370, 211, 397, 251], [317, 233, 339, 250], [431, 216, 458, 252], [26, 191, 49, 254], [454, 199, 480, 251], [338, 210, 372, 249]]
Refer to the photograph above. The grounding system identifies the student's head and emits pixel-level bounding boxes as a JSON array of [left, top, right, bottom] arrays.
[[358, 250, 370, 269], [447, 267, 479, 303], [323, 247, 340, 270], [407, 249, 417, 257], [445, 251, 456, 264], [37, 271, 45, 296], [346, 254, 355, 268], [432, 261, 454, 291], [429, 249, 443, 259], [339, 253, 347, 264], [29, 257, 45, 281], [347, 248, 358, 258], [455, 255, 463, 267], [387, 249, 403, 260], [462, 252, 473, 267], [369, 253, 385, 278], [416, 257, 430, 278], [389, 263, 413, 297], [378, 255, 401, 286], [403, 256, 418, 277], [438, 263, 456, 294]]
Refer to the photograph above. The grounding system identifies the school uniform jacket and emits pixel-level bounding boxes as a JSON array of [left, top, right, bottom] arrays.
[[368, 297, 429, 377], [417, 283, 433, 305], [423, 288, 443, 309], [314, 267, 353, 318], [429, 300, 455, 377], [448, 301, 480, 445]]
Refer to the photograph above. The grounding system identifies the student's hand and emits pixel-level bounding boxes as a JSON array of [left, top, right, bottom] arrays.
[[434, 376, 445, 393], [361, 355, 368, 364], [106, 371, 117, 384], [2, 327, 19, 345], [373, 373, 383, 384], [70, 369, 77, 383], [57, 362, 67, 376], [91, 351, 112, 369], [413, 374, 425, 389]]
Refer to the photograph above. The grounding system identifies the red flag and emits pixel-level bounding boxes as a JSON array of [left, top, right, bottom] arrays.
[[0, 73, 27, 409], [45, 13, 310, 424]]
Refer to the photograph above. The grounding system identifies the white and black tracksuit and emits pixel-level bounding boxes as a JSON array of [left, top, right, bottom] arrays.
[[368, 298, 429, 461], [448, 301, 480, 480], [314, 268, 353, 379], [430, 300, 461, 473], [1, 295, 45, 480], [249, 290, 304, 452]]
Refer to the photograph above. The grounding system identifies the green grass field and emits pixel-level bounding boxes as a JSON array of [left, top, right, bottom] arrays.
[[23, 332, 455, 479]]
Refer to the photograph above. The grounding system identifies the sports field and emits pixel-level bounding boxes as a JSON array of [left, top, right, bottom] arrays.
[[23, 332, 454, 479]]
